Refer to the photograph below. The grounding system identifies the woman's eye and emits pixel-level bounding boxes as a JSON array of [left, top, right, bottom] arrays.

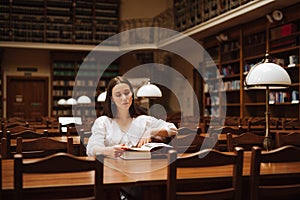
[[124, 91, 130, 96]]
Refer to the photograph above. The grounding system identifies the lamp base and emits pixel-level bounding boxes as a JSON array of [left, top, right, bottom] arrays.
[[263, 136, 273, 151]]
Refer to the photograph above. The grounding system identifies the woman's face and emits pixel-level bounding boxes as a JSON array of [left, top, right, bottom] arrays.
[[111, 83, 133, 111]]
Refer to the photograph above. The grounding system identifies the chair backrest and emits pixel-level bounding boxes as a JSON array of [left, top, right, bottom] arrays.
[[224, 116, 242, 126], [59, 123, 81, 136], [276, 132, 300, 148], [0, 137, 9, 159], [79, 129, 92, 156], [170, 133, 218, 153], [58, 117, 82, 136], [6, 125, 34, 134], [210, 126, 246, 135], [247, 117, 280, 132], [177, 127, 198, 135], [0, 155, 1, 197], [282, 118, 300, 130], [227, 132, 265, 151], [14, 152, 104, 200], [167, 147, 244, 200], [5, 130, 47, 141], [5, 121, 29, 129], [209, 126, 247, 151], [16, 137, 74, 158], [250, 145, 300, 200]]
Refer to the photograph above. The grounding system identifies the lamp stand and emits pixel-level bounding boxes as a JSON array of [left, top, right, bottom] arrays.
[[263, 86, 273, 151]]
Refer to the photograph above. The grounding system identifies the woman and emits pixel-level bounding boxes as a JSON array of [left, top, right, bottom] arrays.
[[86, 76, 177, 158]]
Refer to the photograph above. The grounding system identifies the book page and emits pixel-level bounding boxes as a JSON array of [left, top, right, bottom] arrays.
[[127, 142, 173, 152]]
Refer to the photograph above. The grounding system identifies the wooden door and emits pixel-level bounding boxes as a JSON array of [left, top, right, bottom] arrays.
[[7, 76, 49, 121]]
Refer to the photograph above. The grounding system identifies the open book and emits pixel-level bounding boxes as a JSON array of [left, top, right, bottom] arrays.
[[120, 142, 173, 160]]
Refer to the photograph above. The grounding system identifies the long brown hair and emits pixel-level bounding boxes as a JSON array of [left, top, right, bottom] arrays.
[[103, 76, 138, 118]]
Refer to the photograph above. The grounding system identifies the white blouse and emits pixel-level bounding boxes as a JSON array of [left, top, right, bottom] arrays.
[[86, 115, 176, 156]]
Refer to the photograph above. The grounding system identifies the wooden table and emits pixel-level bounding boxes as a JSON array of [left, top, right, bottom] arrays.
[[2, 152, 300, 199]]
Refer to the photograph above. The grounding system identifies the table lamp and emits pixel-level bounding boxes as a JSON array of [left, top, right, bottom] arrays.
[[244, 53, 291, 150]]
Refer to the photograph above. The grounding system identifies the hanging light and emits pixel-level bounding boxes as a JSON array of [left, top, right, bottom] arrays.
[[136, 82, 162, 98], [57, 98, 67, 105], [97, 91, 107, 102], [66, 98, 77, 105], [77, 95, 92, 104]]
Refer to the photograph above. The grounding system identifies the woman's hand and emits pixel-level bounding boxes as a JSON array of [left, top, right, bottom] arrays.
[[113, 144, 127, 158], [137, 131, 152, 147]]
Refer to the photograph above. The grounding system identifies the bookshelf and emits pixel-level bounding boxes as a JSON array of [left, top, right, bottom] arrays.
[[0, 60, 2, 118], [0, 0, 120, 45], [173, 0, 253, 32], [202, 27, 241, 119], [51, 53, 119, 118], [201, 4, 300, 122]]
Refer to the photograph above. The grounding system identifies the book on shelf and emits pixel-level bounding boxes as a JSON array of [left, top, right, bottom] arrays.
[[120, 142, 173, 160]]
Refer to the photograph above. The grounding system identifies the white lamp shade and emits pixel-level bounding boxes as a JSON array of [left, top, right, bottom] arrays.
[[245, 62, 291, 89], [137, 83, 162, 98], [66, 98, 77, 105], [57, 98, 67, 105], [97, 91, 107, 102], [77, 95, 92, 104]]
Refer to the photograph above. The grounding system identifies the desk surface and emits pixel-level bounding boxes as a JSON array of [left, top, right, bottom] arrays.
[[3, 151, 300, 191]]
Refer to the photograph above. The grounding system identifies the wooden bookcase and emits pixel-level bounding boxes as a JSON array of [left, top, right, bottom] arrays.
[[201, 4, 300, 122], [202, 27, 242, 119], [0, 59, 2, 118], [173, 0, 252, 32], [51, 52, 119, 118], [0, 0, 120, 45]]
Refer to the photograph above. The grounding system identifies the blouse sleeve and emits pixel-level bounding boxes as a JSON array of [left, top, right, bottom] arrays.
[[86, 116, 108, 156], [142, 115, 177, 136]]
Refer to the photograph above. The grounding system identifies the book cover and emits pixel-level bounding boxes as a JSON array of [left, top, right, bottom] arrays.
[[120, 143, 173, 160]]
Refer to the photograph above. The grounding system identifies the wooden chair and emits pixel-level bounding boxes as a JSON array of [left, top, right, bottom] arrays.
[[281, 118, 300, 130], [167, 147, 244, 200], [250, 145, 300, 200], [209, 126, 246, 135], [224, 116, 242, 127], [247, 117, 280, 133], [4, 121, 29, 129], [276, 132, 300, 148], [4, 130, 48, 158], [58, 117, 82, 136], [209, 126, 247, 151], [4, 130, 48, 143], [14, 152, 104, 200], [6, 125, 35, 134], [16, 136, 74, 158], [6, 117, 27, 124], [79, 129, 92, 156], [170, 133, 218, 153], [42, 117, 59, 129], [0, 155, 2, 198], [177, 127, 199, 135], [0, 137, 9, 159], [227, 132, 265, 151]]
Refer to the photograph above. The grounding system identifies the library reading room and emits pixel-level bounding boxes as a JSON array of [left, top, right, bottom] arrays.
[[1, 0, 300, 200]]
